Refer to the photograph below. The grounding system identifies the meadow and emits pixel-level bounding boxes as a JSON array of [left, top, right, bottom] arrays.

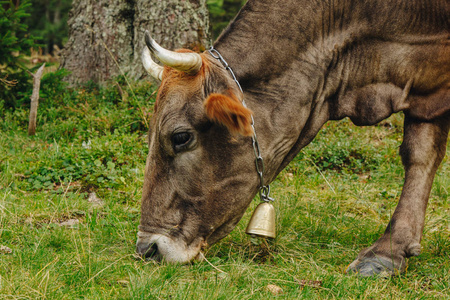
[[0, 73, 449, 299]]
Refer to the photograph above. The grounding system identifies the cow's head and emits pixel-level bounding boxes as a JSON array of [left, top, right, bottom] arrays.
[[136, 32, 259, 262]]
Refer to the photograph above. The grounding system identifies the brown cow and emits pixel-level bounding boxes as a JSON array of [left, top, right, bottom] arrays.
[[136, 0, 450, 276]]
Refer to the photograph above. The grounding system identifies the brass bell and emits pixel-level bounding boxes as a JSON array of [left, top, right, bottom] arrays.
[[246, 202, 276, 239]]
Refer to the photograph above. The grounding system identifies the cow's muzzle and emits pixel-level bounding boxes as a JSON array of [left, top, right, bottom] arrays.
[[136, 231, 205, 263]]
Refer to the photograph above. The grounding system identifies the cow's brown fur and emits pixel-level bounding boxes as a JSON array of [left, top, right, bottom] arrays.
[[137, 0, 449, 275]]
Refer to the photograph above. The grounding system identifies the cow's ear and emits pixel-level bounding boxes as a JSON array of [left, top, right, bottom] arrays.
[[204, 93, 253, 136]]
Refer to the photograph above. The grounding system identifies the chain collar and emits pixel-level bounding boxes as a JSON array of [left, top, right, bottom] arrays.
[[208, 47, 274, 203]]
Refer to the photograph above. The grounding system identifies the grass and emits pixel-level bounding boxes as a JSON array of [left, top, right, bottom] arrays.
[[0, 77, 449, 299]]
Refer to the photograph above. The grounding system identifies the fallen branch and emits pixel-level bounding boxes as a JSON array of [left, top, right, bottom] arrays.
[[28, 63, 45, 136]]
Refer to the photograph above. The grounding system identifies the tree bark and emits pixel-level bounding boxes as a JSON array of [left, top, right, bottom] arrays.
[[60, 0, 210, 85], [129, 0, 210, 79]]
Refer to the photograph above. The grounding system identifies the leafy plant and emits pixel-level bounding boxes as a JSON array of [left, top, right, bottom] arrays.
[[39, 68, 70, 100], [21, 132, 146, 191]]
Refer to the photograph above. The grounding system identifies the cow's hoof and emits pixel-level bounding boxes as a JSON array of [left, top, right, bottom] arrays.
[[345, 256, 404, 277]]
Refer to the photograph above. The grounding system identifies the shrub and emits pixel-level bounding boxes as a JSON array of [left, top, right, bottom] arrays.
[[0, 0, 39, 108]]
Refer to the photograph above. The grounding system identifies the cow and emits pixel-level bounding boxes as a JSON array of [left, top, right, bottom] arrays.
[[136, 0, 449, 276]]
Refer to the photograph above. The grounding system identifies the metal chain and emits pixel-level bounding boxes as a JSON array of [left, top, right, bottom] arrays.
[[208, 47, 274, 203]]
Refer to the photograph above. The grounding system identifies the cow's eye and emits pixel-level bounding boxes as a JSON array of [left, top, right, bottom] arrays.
[[172, 132, 192, 152]]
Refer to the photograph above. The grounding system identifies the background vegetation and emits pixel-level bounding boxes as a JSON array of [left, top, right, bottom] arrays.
[[1, 0, 449, 299], [24, 0, 71, 54], [0, 0, 39, 109], [208, 0, 247, 39], [0, 0, 244, 108]]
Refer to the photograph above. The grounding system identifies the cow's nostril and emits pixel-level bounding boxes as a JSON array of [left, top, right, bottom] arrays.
[[137, 242, 158, 259]]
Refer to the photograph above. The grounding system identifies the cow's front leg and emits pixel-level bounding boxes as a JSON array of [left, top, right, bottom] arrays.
[[346, 115, 449, 276]]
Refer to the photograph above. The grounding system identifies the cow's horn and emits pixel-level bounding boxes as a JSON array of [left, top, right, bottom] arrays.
[[142, 46, 164, 80], [144, 30, 202, 75]]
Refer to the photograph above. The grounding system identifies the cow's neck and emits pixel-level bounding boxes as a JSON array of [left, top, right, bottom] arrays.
[[212, 0, 450, 185], [213, 0, 332, 183], [213, 0, 318, 86]]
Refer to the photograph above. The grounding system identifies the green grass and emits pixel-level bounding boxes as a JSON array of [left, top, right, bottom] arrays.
[[0, 78, 449, 299]]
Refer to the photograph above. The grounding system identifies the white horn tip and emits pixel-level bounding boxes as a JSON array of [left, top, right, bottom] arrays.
[[143, 30, 202, 75], [142, 46, 163, 81]]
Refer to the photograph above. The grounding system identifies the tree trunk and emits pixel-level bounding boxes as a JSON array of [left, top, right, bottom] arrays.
[[59, 0, 134, 84], [60, 0, 210, 85], [129, 0, 210, 79]]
